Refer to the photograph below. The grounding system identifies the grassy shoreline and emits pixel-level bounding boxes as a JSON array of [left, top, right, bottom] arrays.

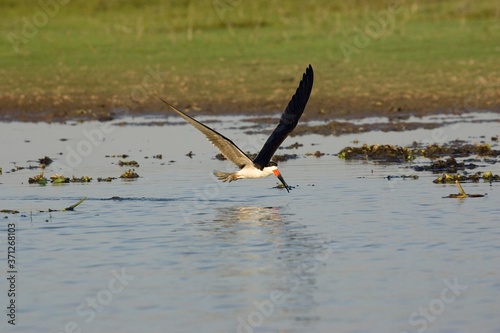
[[1, 0, 499, 122]]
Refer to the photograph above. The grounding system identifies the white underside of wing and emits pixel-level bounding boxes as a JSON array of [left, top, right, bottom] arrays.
[[160, 98, 254, 167]]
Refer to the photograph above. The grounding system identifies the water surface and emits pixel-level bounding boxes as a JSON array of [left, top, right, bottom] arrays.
[[1, 113, 499, 333]]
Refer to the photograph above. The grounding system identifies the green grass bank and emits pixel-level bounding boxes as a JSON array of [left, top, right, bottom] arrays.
[[1, 0, 499, 121]]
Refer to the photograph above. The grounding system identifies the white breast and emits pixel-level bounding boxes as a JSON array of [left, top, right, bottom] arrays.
[[235, 165, 274, 179]]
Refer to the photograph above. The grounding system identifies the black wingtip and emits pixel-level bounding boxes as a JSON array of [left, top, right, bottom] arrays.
[[251, 65, 314, 168], [306, 64, 313, 78], [292, 64, 314, 115], [304, 64, 314, 88]]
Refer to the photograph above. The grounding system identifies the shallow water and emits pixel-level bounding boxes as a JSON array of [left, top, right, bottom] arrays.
[[1, 113, 500, 333]]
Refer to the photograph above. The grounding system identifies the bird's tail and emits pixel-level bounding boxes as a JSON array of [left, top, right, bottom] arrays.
[[214, 171, 237, 182]]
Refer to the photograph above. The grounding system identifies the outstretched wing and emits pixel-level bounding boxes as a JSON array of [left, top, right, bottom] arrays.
[[158, 97, 253, 168], [252, 64, 314, 169]]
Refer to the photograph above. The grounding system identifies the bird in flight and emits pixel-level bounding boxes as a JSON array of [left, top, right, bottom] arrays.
[[158, 64, 313, 192]]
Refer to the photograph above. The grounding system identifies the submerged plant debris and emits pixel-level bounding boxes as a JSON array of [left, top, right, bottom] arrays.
[[413, 157, 480, 173], [10, 164, 39, 173], [1, 197, 87, 216], [281, 142, 303, 149], [272, 154, 299, 162], [55, 197, 87, 211], [444, 180, 485, 198], [291, 120, 443, 136]]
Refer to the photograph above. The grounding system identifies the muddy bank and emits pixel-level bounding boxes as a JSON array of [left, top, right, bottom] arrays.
[[1, 92, 498, 125]]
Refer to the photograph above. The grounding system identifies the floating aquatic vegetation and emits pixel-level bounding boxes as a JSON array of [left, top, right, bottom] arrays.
[[305, 151, 325, 157], [386, 174, 419, 180], [50, 174, 69, 184], [30, 197, 88, 212], [97, 177, 117, 182], [417, 142, 497, 159], [118, 160, 140, 167], [120, 169, 139, 179], [60, 197, 87, 211], [282, 142, 303, 149], [28, 172, 93, 184], [338, 144, 413, 162], [71, 175, 92, 183], [314, 151, 324, 157], [1, 209, 19, 214], [272, 154, 299, 162], [49, 175, 92, 183], [105, 154, 129, 158], [482, 171, 500, 181], [38, 156, 53, 166], [11, 165, 38, 173], [433, 171, 500, 183], [28, 172, 48, 185]]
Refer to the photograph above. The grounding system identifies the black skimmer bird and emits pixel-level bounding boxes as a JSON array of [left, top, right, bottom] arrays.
[[158, 64, 313, 192]]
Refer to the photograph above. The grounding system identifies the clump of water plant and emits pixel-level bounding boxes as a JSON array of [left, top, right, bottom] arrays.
[[38, 156, 53, 166], [120, 169, 139, 179], [118, 160, 140, 167], [50, 174, 69, 184], [28, 172, 48, 185], [338, 144, 414, 162], [433, 171, 500, 184], [97, 176, 117, 182], [71, 176, 92, 182]]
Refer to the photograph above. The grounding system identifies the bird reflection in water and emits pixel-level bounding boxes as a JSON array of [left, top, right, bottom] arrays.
[[215, 206, 282, 224], [208, 205, 328, 329]]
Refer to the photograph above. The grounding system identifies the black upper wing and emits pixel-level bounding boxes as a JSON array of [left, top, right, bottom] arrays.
[[252, 64, 314, 169]]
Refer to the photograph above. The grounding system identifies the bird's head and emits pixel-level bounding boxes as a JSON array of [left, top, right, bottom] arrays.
[[265, 162, 290, 193]]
